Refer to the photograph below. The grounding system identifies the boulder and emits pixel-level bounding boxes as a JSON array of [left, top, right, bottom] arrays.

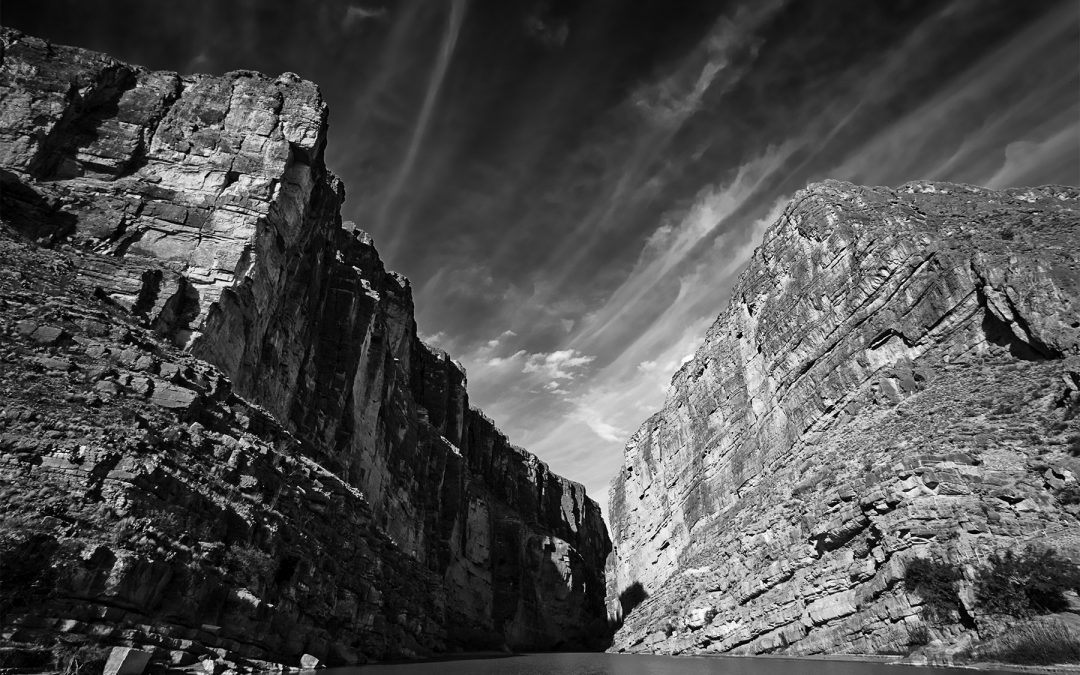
[[102, 647, 152, 675]]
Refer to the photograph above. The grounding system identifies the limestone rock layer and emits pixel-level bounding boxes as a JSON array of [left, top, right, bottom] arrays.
[[0, 27, 609, 666], [607, 180, 1080, 655]]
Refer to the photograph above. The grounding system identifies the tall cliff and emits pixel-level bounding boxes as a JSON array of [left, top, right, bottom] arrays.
[[607, 179, 1080, 655], [0, 28, 609, 668]]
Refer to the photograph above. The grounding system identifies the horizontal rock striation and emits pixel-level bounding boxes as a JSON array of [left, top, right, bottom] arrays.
[[607, 180, 1080, 655], [0, 27, 609, 667]]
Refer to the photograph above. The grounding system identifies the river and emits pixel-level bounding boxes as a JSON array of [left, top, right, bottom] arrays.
[[328, 652, 1027, 674]]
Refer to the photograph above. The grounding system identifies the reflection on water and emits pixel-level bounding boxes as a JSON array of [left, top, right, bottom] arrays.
[[324, 652, 1025, 675]]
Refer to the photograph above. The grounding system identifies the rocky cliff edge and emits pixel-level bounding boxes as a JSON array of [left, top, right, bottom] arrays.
[[607, 179, 1080, 657], [0, 27, 610, 669]]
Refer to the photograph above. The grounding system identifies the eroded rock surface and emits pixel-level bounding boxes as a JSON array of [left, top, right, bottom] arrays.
[[0, 27, 609, 668], [607, 180, 1080, 655]]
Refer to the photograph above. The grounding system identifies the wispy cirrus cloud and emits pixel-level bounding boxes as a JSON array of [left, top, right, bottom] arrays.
[[632, 0, 785, 129], [523, 350, 595, 381], [567, 143, 797, 356], [825, 4, 1079, 189]]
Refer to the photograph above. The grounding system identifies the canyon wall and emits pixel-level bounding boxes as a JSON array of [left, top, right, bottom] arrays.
[[0, 28, 609, 668], [607, 179, 1080, 655]]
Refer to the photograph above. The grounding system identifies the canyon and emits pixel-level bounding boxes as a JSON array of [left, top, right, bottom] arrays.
[[2, 21, 1079, 673], [0, 27, 609, 670], [607, 179, 1080, 656]]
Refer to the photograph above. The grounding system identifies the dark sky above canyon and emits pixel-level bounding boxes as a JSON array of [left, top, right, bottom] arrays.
[[5, 0, 1077, 506]]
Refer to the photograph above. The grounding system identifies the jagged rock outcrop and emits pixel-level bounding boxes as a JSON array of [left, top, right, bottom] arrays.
[[0, 27, 609, 668], [607, 180, 1080, 655]]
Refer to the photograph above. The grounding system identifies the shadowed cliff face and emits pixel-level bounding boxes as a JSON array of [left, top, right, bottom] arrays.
[[607, 180, 1080, 655], [0, 27, 610, 665]]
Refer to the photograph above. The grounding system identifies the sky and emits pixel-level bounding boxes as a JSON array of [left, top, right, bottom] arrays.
[[5, 0, 1078, 513]]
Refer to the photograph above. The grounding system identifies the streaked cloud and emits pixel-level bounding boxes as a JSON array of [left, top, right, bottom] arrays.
[[343, 4, 387, 29], [523, 349, 596, 381], [633, 1, 784, 128]]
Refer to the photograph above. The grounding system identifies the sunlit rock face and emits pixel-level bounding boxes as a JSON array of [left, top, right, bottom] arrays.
[[607, 179, 1080, 655], [0, 27, 609, 665]]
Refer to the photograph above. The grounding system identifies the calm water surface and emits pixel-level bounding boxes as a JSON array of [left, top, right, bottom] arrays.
[[327, 653, 1027, 675]]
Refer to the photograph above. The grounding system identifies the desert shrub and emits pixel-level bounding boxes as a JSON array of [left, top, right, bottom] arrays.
[[976, 546, 1080, 616], [981, 621, 1080, 665], [185, 517, 218, 542], [52, 642, 109, 675], [1068, 434, 1080, 457], [223, 543, 276, 589], [148, 509, 183, 532], [907, 624, 932, 646], [904, 557, 963, 622], [1058, 484, 1080, 505], [146, 508, 217, 543], [110, 515, 143, 545]]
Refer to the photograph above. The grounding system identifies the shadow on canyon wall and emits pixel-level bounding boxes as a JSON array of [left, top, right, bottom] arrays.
[[606, 581, 649, 635], [619, 582, 648, 618], [0, 169, 77, 242]]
